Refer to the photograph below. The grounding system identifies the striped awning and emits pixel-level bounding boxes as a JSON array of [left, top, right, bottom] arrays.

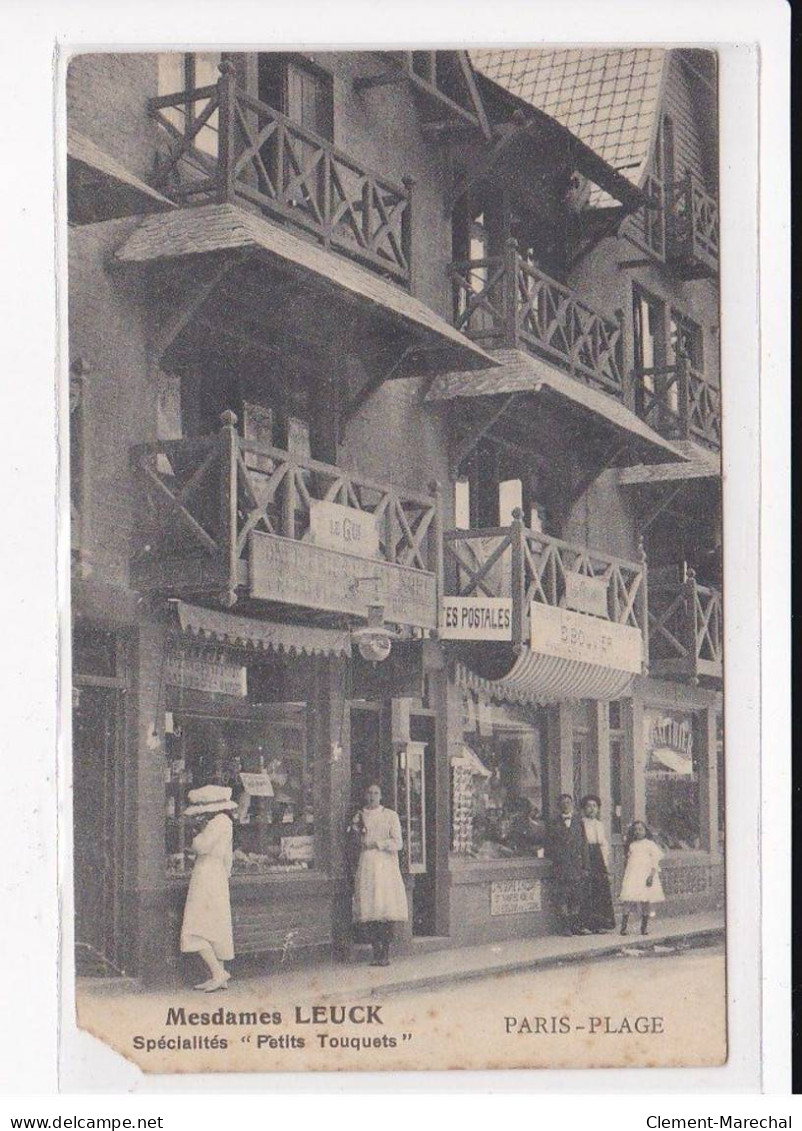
[[456, 649, 634, 706], [174, 601, 352, 657]]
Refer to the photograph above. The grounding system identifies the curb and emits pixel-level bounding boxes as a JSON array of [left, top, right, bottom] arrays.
[[319, 925, 725, 1001]]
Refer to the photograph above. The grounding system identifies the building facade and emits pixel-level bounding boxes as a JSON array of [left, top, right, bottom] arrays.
[[67, 48, 723, 983]]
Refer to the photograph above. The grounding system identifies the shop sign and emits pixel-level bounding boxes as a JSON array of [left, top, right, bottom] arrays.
[[530, 603, 642, 674], [439, 596, 512, 640], [564, 571, 609, 619], [649, 715, 694, 756], [165, 653, 247, 697], [309, 500, 379, 560], [238, 771, 274, 797], [249, 531, 437, 629], [490, 878, 542, 916], [280, 835, 315, 861]]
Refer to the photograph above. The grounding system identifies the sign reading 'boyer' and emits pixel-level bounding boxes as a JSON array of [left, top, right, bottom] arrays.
[[530, 603, 643, 674]]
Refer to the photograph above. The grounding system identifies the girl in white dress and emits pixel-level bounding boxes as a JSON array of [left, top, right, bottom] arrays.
[[351, 784, 409, 966], [180, 785, 237, 991], [619, 820, 665, 936]]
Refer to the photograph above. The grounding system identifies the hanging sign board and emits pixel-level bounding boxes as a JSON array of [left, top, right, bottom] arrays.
[[530, 603, 643, 674], [439, 596, 513, 640], [490, 878, 542, 915], [309, 500, 380, 560], [166, 653, 247, 697], [564, 571, 610, 619], [249, 531, 437, 630]]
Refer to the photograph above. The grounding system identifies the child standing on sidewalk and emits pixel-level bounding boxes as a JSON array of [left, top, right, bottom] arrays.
[[619, 820, 665, 936]]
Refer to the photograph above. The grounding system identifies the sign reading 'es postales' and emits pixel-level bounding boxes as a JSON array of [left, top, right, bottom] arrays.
[[439, 597, 513, 640]]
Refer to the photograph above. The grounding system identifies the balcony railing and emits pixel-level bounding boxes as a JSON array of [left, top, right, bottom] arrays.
[[450, 239, 625, 398], [633, 354, 722, 451], [666, 173, 719, 278], [443, 509, 647, 654], [149, 62, 413, 285], [648, 570, 723, 682], [132, 412, 440, 625]]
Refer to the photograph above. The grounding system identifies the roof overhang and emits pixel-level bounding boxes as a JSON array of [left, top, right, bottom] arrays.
[[456, 649, 635, 706], [426, 348, 687, 466], [67, 128, 176, 225], [174, 600, 352, 658], [114, 202, 498, 381]]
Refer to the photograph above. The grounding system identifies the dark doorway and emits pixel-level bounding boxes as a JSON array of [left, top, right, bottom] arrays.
[[72, 682, 125, 976], [349, 704, 386, 810], [404, 714, 437, 937]]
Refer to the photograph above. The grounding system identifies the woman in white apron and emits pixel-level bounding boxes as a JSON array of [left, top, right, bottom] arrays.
[[351, 783, 408, 966], [180, 785, 237, 991]]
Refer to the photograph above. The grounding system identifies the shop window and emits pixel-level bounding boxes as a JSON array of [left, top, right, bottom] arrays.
[[643, 708, 701, 850], [451, 696, 547, 860], [157, 52, 221, 157], [165, 653, 317, 876]]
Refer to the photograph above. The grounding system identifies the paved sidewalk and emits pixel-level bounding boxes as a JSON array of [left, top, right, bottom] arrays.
[[80, 911, 724, 1004]]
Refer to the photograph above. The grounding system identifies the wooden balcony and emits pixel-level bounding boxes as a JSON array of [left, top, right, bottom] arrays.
[[149, 62, 413, 285], [633, 355, 722, 451], [450, 240, 625, 399], [443, 510, 648, 657], [132, 413, 441, 631], [648, 571, 723, 682], [665, 174, 719, 280]]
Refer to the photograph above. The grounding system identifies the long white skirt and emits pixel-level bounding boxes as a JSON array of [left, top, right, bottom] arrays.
[[352, 848, 409, 922], [180, 856, 235, 960]]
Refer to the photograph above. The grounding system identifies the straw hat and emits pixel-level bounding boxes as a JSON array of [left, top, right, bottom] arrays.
[[183, 784, 238, 817]]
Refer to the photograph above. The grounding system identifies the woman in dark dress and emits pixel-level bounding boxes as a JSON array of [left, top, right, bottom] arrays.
[[578, 794, 616, 932]]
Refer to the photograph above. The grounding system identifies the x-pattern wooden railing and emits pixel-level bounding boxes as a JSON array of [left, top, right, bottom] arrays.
[[633, 356, 721, 451], [444, 509, 647, 654], [133, 412, 439, 606], [667, 173, 719, 274], [641, 172, 666, 261], [450, 240, 625, 397], [149, 63, 413, 284], [648, 570, 722, 678]]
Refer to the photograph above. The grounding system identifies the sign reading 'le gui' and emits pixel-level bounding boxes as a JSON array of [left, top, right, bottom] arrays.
[[309, 500, 379, 560], [564, 570, 610, 619], [530, 603, 643, 674], [439, 596, 512, 640], [165, 654, 247, 697], [249, 531, 437, 630]]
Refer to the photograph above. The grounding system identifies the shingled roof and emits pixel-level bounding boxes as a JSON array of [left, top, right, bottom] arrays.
[[470, 49, 666, 194]]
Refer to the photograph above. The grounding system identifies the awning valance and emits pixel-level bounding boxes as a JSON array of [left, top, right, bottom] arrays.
[[174, 601, 351, 658], [456, 649, 634, 706], [67, 128, 176, 225]]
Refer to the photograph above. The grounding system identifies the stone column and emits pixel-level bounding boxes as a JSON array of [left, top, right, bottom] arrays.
[[545, 702, 574, 806], [620, 696, 646, 825], [589, 701, 612, 838], [695, 705, 719, 854]]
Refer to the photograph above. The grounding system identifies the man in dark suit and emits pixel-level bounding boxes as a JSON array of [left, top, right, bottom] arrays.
[[546, 793, 587, 936]]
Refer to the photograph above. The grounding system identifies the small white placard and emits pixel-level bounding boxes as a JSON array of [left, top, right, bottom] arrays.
[[238, 772, 275, 798], [564, 570, 609, 618], [439, 596, 512, 640], [309, 500, 379, 559]]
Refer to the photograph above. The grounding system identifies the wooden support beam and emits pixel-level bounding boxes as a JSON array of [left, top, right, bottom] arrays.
[[149, 254, 245, 365], [457, 51, 493, 142], [639, 482, 686, 533], [353, 71, 407, 93], [451, 394, 521, 474]]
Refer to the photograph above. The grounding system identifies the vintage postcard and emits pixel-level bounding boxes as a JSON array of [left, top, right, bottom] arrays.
[[65, 45, 729, 1075]]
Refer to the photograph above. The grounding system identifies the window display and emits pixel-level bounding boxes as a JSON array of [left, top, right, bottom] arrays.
[[451, 695, 547, 859], [164, 651, 317, 875], [643, 708, 700, 850]]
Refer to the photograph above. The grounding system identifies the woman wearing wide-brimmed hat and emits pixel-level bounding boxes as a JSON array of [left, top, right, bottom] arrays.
[[180, 785, 237, 992]]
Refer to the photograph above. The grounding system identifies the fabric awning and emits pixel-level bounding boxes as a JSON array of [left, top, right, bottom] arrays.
[[456, 650, 635, 706], [426, 347, 687, 464], [114, 203, 499, 374], [67, 128, 176, 225], [174, 601, 352, 657]]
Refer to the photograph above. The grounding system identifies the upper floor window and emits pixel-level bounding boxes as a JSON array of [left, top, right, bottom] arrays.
[[633, 286, 666, 376], [157, 52, 221, 157], [257, 54, 334, 142], [670, 310, 704, 371]]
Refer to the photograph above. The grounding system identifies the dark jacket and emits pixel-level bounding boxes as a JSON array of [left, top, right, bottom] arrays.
[[546, 813, 588, 890]]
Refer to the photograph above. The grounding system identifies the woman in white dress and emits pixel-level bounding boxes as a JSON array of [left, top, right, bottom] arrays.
[[350, 783, 408, 966], [619, 820, 665, 936], [180, 785, 237, 991]]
